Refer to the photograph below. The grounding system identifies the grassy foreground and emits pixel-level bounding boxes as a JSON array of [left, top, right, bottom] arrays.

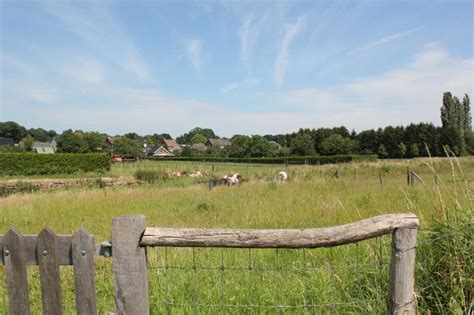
[[0, 157, 472, 313]]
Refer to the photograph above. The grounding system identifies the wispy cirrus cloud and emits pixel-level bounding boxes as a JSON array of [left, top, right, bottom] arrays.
[[44, 1, 151, 81], [275, 16, 305, 88], [221, 77, 262, 93], [348, 26, 422, 55], [183, 39, 203, 75], [239, 13, 267, 72]]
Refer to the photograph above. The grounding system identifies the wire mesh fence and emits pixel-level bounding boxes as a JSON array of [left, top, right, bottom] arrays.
[[146, 235, 392, 314]]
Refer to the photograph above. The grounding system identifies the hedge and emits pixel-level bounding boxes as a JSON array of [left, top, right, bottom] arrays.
[[146, 154, 377, 165], [0, 153, 111, 176]]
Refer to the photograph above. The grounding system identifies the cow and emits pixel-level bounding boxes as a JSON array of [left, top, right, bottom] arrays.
[[209, 173, 242, 189], [277, 171, 288, 183], [222, 173, 242, 186]]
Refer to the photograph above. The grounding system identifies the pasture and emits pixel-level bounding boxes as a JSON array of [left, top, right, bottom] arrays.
[[0, 157, 472, 313]]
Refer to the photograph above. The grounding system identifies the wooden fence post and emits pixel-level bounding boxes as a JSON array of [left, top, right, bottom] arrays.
[[389, 228, 418, 314], [112, 215, 149, 315]]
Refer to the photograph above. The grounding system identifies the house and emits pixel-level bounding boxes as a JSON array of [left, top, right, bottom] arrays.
[[190, 143, 208, 152], [152, 146, 173, 157], [32, 141, 56, 154], [144, 146, 157, 156], [164, 139, 182, 153], [0, 137, 15, 147], [206, 138, 232, 150]]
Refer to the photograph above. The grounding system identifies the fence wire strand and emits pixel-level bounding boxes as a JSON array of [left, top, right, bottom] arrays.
[[145, 236, 394, 313]]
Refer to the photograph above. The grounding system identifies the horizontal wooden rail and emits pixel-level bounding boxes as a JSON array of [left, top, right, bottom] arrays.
[[0, 235, 74, 265], [140, 213, 419, 248]]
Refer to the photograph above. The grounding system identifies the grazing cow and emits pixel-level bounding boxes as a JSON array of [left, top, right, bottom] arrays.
[[277, 171, 288, 183], [222, 173, 242, 186], [190, 170, 202, 177]]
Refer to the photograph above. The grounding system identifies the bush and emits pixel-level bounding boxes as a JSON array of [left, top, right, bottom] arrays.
[[146, 155, 377, 165], [134, 169, 169, 183], [0, 153, 110, 176]]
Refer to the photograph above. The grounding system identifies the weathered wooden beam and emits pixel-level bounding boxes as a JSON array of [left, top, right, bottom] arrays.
[[37, 228, 63, 315], [4, 228, 31, 315], [389, 228, 418, 314], [0, 235, 73, 265], [141, 213, 419, 248], [112, 215, 149, 315]]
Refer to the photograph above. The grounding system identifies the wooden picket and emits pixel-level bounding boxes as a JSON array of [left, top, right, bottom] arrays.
[[1, 228, 97, 315]]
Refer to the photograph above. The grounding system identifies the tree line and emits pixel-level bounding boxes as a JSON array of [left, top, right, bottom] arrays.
[[1, 92, 472, 158]]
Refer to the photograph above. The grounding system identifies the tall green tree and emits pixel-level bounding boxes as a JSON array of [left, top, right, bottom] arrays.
[[191, 133, 207, 144], [290, 130, 315, 156], [0, 121, 26, 142], [440, 92, 467, 155], [113, 136, 144, 157], [320, 134, 353, 155], [57, 130, 89, 153]]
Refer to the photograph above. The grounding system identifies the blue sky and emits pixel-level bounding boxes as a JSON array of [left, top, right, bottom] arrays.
[[1, 0, 473, 137]]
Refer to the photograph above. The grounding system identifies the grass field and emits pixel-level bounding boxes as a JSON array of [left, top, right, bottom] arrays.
[[0, 157, 472, 313]]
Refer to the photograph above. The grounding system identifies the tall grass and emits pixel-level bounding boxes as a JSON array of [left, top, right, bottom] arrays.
[[0, 157, 472, 313]]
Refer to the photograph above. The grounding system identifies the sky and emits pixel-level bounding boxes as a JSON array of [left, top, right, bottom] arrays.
[[0, 0, 473, 138]]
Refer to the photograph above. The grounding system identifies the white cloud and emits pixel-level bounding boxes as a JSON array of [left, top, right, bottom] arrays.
[[275, 16, 305, 88], [62, 57, 105, 84], [276, 44, 474, 131], [348, 27, 422, 55], [221, 77, 262, 93], [183, 39, 203, 74], [3, 45, 473, 136]]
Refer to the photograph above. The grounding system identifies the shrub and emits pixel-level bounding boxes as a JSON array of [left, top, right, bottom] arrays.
[[146, 155, 377, 165], [0, 153, 110, 176], [134, 169, 169, 183]]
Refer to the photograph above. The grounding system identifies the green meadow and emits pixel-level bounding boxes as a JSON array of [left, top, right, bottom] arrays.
[[0, 157, 472, 314]]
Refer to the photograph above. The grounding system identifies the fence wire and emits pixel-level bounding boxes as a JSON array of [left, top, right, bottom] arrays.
[[146, 235, 392, 314]]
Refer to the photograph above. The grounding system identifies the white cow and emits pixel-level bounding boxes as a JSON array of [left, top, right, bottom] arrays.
[[277, 171, 288, 183]]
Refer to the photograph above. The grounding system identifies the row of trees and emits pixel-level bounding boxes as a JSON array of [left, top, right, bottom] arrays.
[[1, 92, 472, 158]]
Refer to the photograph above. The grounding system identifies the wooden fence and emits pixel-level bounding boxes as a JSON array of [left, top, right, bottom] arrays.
[[1, 213, 419, 315]]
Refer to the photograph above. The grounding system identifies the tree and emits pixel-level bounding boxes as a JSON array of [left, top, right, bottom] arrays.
[[462, 94, 474, 154], [320, 134, 353, 155], [83, 132, 107, 152], [57, 130, 89, 153], [191, 133, 207, 144], [21, 134, 35, 151], [377, 144, 388, 158], [27, 128, 50, 142], [0, 121, 26, 142], [440, 92, 467, 155], [410, 143, 419, 158], [176, 127, 217, 144], [290, 131, 315, 156], [248, 135, 276, 157], [227, 135, 251, 158], [398, 142, 407, 158], [113, 136, 144, 157]]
